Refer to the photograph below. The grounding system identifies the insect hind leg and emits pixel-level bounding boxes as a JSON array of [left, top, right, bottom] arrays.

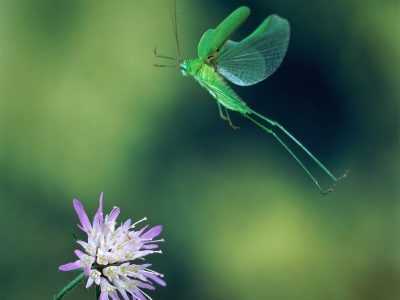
[[250, 109, 344, 183], [245, 114, 333, 195]]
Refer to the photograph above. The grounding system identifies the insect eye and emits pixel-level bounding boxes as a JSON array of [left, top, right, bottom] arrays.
[[180, 66, 188, 76]]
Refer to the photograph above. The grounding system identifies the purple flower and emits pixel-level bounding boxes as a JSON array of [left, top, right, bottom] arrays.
[[59, 193, 166, 300]]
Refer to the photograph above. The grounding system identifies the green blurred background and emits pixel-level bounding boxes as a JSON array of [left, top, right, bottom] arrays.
[[0, 0, 399, 299]]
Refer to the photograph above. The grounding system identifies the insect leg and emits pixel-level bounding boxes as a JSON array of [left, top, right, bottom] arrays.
[[250, 109, 343, 183], [245, 114, 334, 194], [154, 64, 177, 68], [217, 102, 228, 120], [224, 107, 240, 130], [217, 103, 239, 130]]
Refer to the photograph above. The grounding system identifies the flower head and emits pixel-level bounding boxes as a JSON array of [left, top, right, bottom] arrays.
[[59, 193, 166, 300]]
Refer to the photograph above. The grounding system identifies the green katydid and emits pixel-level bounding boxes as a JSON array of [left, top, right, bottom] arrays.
[[155, 4, 347, 194]]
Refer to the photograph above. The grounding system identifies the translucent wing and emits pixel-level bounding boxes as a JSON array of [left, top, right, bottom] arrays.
[[216, 15, 290, 86]]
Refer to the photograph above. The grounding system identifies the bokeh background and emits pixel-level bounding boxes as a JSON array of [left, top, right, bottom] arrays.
[[0, 0, 399, 299]]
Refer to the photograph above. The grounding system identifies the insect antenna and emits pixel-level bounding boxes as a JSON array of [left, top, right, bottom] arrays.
[[154, 47, 176, 61], [153, 0, 182, 69], [171, 0, 182, 64]]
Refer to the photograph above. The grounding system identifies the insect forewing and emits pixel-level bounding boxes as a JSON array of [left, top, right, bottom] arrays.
[[197, 6, 250, 60], [217, 15, 290, 86]]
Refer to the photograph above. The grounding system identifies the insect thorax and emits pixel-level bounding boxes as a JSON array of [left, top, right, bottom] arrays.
[[180, 58, 204, 77], [181, 58, 249, 114]]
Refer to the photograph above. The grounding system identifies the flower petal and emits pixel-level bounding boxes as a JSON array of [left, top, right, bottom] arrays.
[[93, 193, 104, 226], [145, 273, 166, 287], [142, 244, 159, 250], [83, 266, 91, 276], [136, 225, 148, 236], [141, 225, 163, 240], [119, 290, 130, 300], [59, 260, 81, 272], [86, 277, 94, 289], [131, 290, 146, 300], [73, 199, 92, 232], [98, 192, 104, 211], [74, 249, 85, 258], [108, 207, 120, 223], [123, 219, 131, 229], [100, 292, 109, 300], [137, 281, 155, 290], [110, 293, 119, 300]]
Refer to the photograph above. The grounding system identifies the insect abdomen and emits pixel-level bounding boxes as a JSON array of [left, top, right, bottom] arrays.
[[196, 64, 249, 114]]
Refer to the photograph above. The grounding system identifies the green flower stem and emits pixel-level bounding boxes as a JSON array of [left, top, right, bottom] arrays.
[[53, 272, 85, 300], [96, 285, 101, 299]]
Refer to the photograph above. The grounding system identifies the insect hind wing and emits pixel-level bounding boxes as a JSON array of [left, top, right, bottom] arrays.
[[217, 15, 290, 86], [217, 40, 266, 86]]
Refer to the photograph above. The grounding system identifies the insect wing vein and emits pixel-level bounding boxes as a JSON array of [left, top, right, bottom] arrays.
[[216, 15, 290, 86]]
